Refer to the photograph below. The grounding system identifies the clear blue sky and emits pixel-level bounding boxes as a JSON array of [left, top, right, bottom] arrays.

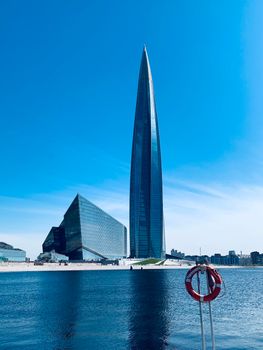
[[1, 1, 263, 257]]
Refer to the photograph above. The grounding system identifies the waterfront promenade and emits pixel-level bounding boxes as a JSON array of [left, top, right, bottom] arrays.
[[0, 261, 244, 273]]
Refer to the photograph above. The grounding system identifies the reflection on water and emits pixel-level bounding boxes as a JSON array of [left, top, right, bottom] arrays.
[[38, 272, 81, 348], [1, 269, 263, 349], [128, 269, 170, 349]]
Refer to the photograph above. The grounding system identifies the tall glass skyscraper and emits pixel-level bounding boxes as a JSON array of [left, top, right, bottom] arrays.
[[130, 47, 165, 259]]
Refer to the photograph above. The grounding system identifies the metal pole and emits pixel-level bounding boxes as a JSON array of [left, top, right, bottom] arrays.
[[206, 270, 216, 350], [197, 271, 206, 350], [208, 302, 215, 350]]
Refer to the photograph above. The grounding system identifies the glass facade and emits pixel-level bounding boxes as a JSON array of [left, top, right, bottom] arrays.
[[42, 226, 66, 253], [0, 243, 26, 262], [79, 195, 127, 260], [130, 47, 165, 259], [43, 194, 127, 260]]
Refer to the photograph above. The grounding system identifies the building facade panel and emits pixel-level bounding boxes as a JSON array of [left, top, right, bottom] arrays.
[[42, 226, 65, 253], [79, 195, 127, 259], [63, 197, 82, 259]]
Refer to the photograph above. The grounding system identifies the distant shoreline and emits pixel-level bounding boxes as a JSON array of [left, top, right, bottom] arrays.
[[0, 262, 259, 273]]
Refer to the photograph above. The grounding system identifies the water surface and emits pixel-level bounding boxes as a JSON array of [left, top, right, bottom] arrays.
[[0, 268, 262, 349]]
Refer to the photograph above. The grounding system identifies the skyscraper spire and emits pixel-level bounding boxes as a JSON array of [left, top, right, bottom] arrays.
[[129, 48, 165, 259]]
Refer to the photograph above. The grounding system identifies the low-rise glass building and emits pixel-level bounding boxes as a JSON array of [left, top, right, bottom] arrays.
[[37, 250, 69, 262], [0, 242, 26, 262], [42, 194, 127, 260]]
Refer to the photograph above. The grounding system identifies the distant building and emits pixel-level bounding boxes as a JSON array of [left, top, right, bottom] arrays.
[[170, 249, 185, 259], [250, 251, 259, 264], [211, 251, 239, 265], [238, 254, 251, 266], [228, 250, 236, 256], [250, 251, 263, 265], [42, 194, 127, 261], [0, 242, 26, 262], [211, 254, 225, 264], [184, 255, 210, 264]]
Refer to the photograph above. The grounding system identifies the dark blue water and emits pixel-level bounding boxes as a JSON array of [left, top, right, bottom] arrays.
[[0, 268, 262, 350]]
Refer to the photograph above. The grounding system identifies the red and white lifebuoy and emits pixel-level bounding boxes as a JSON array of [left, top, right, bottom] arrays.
[[185, 265, 222, 302]]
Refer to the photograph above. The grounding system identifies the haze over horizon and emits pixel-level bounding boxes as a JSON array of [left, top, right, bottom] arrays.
[[1, 1, 263, 259]]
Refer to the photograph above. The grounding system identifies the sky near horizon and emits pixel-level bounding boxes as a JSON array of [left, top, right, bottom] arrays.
[[1, 1, 263, 259]]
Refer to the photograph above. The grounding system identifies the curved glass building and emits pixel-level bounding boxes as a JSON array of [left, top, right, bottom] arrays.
[[130, 47, 165, 259]]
